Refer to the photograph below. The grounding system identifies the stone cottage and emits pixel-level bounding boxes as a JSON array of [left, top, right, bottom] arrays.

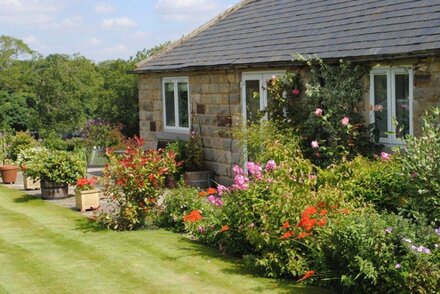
[[134, 0, 440, 184]]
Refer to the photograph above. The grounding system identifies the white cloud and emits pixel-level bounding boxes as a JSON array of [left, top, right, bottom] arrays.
[[155, 0, 225, 22], [22, 35, 38, 45], [88, 37, 102, 46], [0, 0, 61, 26], [101, 17, 137, 29], [130, 31, 152, 40], [61, 16, 84, 29], [95, 2, 115, 14]]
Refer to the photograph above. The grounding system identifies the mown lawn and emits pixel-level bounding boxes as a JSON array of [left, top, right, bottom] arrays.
[[0, 186, 329, 294]]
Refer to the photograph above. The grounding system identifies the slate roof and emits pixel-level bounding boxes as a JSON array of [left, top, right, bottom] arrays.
[[135, 0, 440, 72]]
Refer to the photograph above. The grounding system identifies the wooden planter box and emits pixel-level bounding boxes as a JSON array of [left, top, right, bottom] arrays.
[[75, 189, 100, 212], [23, 174, 40, 190]]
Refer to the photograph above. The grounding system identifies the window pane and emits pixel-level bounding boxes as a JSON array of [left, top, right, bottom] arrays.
[[178, 82, 189, 128], [373, 75, 388, 138], [395, 74, 410, 138], [245, 80, 260, 124], [164, 82, 175, 127]]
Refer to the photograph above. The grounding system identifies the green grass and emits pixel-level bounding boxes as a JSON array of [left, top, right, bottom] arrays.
[[0, 186, 330, 294]]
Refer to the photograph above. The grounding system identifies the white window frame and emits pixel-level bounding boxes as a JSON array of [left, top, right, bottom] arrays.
[[162, 77, 190, 133], [241, 71, 286, 124], [369, 67, 414, 145]]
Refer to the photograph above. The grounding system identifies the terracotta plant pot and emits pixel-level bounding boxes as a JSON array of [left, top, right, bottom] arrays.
[[0, 165, 19, 184], [184, 170, 213, 189], [75, 189, 100, 212], [40, 181, 68, 200], [23, 173, 40, 190]]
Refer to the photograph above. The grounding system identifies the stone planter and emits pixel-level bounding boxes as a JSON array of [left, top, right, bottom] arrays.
[[75, 189, 100, 212], [184, 170, 213, 189], [23, 174, 40, 190], [40, 181, 68, 200], [0, 165, 18, 184]]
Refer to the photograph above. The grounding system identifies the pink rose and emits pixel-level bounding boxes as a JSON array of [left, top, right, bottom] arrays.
[[381, 152, 391, 161], [341, 116, 350, 126], [311, 140, 319, 149], [314, 108, 323, 117]]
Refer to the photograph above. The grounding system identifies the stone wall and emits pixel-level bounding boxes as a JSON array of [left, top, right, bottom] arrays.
[[138, 70, 243, 185]]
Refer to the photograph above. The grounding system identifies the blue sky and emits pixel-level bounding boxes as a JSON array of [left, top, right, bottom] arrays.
[[0, 0, 239, 61]]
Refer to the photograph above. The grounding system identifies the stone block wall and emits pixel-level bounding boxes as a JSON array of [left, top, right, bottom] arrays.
[[138, 70, 243, 185]]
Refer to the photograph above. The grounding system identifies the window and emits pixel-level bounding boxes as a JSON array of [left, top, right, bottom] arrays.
[[241, 71, 285, 124], [370, 67, 413, 145], [163, 77, 189, 131]]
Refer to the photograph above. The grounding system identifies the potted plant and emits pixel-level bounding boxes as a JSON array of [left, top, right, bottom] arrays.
[[17, 147, 45, 190], [0, 131, 18, 184], [75, 177, 100, 212], [184, 127, 212, 188], [25, 150, 86, 199]]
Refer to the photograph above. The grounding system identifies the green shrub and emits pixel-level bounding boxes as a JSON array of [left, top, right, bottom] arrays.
[[83, 120, 124, 149], [399, 107, 440, 226], [158, 186, 212, 232], [7, 131, 38, 162], [319, 209, 440, 293], [25, 149, 86, 184]]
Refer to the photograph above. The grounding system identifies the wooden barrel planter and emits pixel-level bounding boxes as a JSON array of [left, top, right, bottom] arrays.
[[40, 181, 69, 199], [0, 165, 18, 184], [184, 171, 213, 189]]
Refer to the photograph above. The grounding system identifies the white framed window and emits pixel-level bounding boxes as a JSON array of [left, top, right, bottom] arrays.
[[369, 67, 413, 145], [241, 71, 285, 124], [162, 77, 190, 132]]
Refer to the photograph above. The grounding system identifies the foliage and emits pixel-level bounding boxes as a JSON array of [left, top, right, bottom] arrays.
[[16, 146, 46, 171], [0, 35, 36, 67], [157, 186, 212, 232], [0, 91, 38, 131], [319, 209, 440, 293], [185, 128, 205, 172], [265, 72, 302, 124], [399, 107, 440, 226], [97, 137, 179, 231], [41, 132, 85, 152], [7, 131, 38, 162], [83, 119, 124, 149], [25, 149, 86, 184], [320, 156, 413, 214]]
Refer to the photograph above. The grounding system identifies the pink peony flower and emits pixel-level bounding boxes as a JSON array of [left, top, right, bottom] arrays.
[[217, 184, 228, 196], [292, 88, 300, 96], [265, 160, 277, 171], [311, 140, 319, 149], [381, 152, 391, 161], [314, 108, 323, 117], [233, 165, 244, 176], [341, 116, 350, 126]]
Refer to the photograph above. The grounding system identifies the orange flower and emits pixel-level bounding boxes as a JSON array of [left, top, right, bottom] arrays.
[[298, 270, 316, 282], [317, 218, 327, 227], [297, 231, 311, 239], [207, 187, 217, 195], [282, 221, 290, 229], [319, 209, 328, 216], [220, 225, 230, 232], [280, 231, 294, 240], [183, 210, 203, 222], [199, 191, 209, 197]]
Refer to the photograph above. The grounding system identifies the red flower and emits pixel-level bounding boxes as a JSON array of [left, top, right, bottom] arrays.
[[199, 191, 209, 197], [319, 209, 328, 216], [280, 231, 294, 240], [292, 88, 300, 95], [207, 187, 217, 195], [297, 231, 311, 239], [282, 221, 290, 229], [183, 210, 203, 222], [220, 225, 230, 232], [298, 270, 316, 282], [317, 218, 327, 227]]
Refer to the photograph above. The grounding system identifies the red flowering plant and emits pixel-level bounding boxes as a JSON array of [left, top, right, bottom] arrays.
[[96, 136, 179, 231], [75, 177, 97, 191]]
